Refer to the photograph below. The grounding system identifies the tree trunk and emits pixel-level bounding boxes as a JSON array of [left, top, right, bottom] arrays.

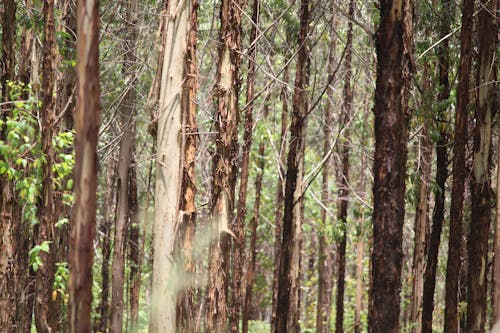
[[421, 2, 451, 333], [369, 1, 412, 332], [466, 0, 497, 331], [274, 1, 310, 332], [96, 157, 116, 333], [271, 59, 290, 327], [69, 0, 101, 330], [175, 1, 199, 331], [128, 160, 141, 332], [110, 0, 139, 331], [335, 2, 354, 332], [205, 0, 243, 331], [444, 0, 473, 331], [150, 0, 193, 331], [231, 0, 259, 330], [0, 0, 18, 330], [34, 0, 58, 331]]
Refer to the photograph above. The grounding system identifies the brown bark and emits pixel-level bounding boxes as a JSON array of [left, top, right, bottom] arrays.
[[69, 0, 100, 330], [34, 0, 58, 331], [335, 2, 354, 333], [110, 0, 139, 331], [230, 0, 259, 330], [274, 1, 310, 332], [444, 0, 473, 331], [128, 161, 141, 332], [421, 2, 451, 333], [96, 157, 116, 333], [175, 1, 199, 331], [466, 0, 497, 331], [0, 0, 18, 330], [368, 1, 412, 332], [271, 61, 289, 326], [205, 0, 244, 331]]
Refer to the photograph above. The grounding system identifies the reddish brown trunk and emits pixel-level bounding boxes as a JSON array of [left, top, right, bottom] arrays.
[[69, 0, 100, 330], [231, 0, 259, 330], [466, 0, 497, 331], [369, 1, 412, 332], [274, 1, 310, 332], [175, 1, 199, 331], [34, 0, 58, 331], [444, 0, 473, 331], [206, 0, 244, 331]]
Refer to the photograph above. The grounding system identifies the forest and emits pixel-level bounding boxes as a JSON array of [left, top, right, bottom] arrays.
[[0, 0, 498, 332]]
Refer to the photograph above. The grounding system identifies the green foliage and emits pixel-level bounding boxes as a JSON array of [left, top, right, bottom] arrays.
[[53, 262, 70, 303], [29, 241, 51, 272]]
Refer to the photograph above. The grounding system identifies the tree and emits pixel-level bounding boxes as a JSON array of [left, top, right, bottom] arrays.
[[69, 0, 101, 330], [150, 0, 193, 331], [444, 0, 473, 331], [369, 1, 412, 332], [274, 0, 310, 331], [466, 0, 497, 331]]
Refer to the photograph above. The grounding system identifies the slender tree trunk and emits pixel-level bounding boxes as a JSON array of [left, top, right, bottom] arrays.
[[466, 0, 497, 331], [0, 1, 18, 330], [69, 0, 101, 330], [175, 1, 199, 331], [369, 1, 412, 332], [150, 0, 193, 331], [242, 112, 267, 333], [444, 0, 473, 331], [316, 9, 338, 333], [410, 119, 432, 333], [231, 0, 259, 330], [96, 157, 116, 333], [34, 0, 58, 331], [421, 2, 451, 332], [271, 61, 289, 326], [335, 2, 354, 332], [274, 1, 310, 332], [110, 0, 139, 330], [128, 160, 141, 332], [205, 0, 243, 331]]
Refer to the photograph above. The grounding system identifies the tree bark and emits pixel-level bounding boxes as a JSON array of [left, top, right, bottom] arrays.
[[150, 0, 193, 331], [335, 2, 354, 332], [444, 0, 473, 331], [205, 0, 243, 331], [274, 1, 310, 332], [466, 0, 497, 331], [34, 0, 58, 331], [128, 160, 141, 332], [231, 0, 259, 330], [69, 0, 101, 330], [175, 0, 199, 331], [369, 1, 412, 332], [110, 0, 139, 331]]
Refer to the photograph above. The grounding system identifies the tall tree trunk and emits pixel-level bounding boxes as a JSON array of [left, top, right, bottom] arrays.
[[69, 0, 101, 330], [150, 0, 193, 331], [409, 64, 432, 333], [35, 0, 58, 331], [0, 0, 18, 330], [205, 0, 243, 331], [128, 160, 141, 332], [444, 0, 473, 331], [274, 0, 310, 332], [421, 2, 451, 332], [466, 0, 497, 331], [242, 105, 267, 333], [110, 0, 139, 330], [175, 0, 199, 331], [316, 9, 337, 333], [231, 0, 259, 330], [335, 2, 354, 332], [369, 1, 412, 332], [96, 157, 117, 333], [271, 59, 290, 326]]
